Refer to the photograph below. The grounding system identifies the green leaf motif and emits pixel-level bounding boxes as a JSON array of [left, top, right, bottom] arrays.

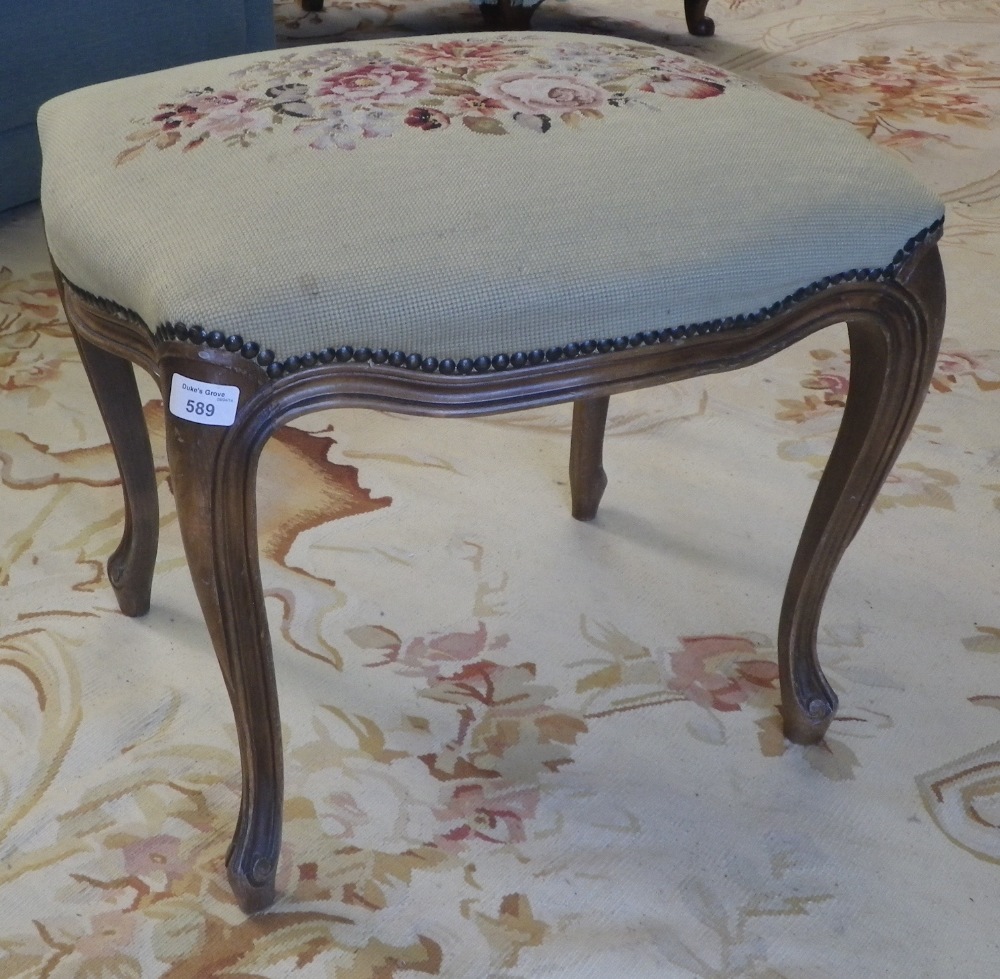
[[463, 115, 508, 136], [962, 626, 1000, 653], [432, 81, 479, 98]]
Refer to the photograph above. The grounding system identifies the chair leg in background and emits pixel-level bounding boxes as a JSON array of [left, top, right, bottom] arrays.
[[684, 0, 715, 36], [570, 396, 610, 521], [72, 329, 159, 617]]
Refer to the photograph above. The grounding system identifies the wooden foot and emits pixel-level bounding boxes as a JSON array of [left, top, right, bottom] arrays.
[[684, 0, 715, 36], [161, 356, 282, 912], [570, 396, 610, 521], [71, 328, 158, 617], [778, 247, 946, 744]]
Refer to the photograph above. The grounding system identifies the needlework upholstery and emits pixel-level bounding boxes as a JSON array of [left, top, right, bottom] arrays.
[[38, 32, 944, 364]]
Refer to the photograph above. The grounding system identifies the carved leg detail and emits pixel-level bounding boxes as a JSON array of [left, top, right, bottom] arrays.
[[779, 247, 946, 745], [684, 0, 715, 36], [163, 371, 281, 912], [570, 396, 610, 521], [72, 329, 158, 616]]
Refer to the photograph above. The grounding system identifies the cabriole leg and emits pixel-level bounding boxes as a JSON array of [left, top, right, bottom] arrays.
[[162, 363, 282, 912], [779, 247, 946, 745], [71, 328, 158, 616]]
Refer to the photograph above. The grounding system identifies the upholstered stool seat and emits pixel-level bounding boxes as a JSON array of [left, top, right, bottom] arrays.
[[39, 31, 946, 912]]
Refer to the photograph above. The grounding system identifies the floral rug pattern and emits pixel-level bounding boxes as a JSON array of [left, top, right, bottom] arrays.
[[3, 1, 1000, 976]]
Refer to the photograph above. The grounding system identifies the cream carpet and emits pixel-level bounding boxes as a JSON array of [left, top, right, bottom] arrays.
[[2, 1, 999, 975]]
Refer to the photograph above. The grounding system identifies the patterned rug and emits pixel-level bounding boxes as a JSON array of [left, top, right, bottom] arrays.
[[2, 1, 999, 975]]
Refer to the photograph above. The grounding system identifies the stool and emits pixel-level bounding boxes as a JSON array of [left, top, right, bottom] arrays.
[[39, 31, 946, 912]]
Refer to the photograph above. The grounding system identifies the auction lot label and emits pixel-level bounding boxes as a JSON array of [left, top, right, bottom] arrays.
[[169, 373, 240, 426]]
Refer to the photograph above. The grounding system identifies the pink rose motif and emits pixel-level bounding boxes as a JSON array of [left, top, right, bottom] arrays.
[[435, 783, 539, 851], [121, 833, 189, 883], [188, 99, 273, 139], [667, 635, 779, 712], [370, 622, 492, 676], [803, 369, 850, 405], [318, 63, 430, 103], [800, 349, 851, 406], [639, 75, 725, 99], [932, 347, 1000, 393], [479, 71, 607, 115]]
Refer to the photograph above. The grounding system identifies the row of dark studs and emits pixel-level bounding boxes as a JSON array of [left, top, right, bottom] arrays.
[[887, 217, 943, 274], [154, 266, 900, 380], [144, 219, 943, 381]]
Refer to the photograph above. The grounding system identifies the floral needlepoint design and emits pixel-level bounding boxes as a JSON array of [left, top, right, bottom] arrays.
[[479, 71, 608, 115], [318, 62, 431, 102], [115, 36, 732, 162]]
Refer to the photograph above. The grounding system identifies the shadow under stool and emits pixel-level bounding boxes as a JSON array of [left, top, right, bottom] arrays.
[[39, 30, 946, 912]]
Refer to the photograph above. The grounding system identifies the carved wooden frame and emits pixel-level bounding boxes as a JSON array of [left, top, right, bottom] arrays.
[[56, 241, 945, 912]]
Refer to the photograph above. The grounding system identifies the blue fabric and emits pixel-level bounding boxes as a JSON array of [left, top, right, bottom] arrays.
[[0, 0, 275, 212]]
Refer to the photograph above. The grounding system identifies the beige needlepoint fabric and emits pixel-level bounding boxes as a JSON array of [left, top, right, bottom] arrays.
[[39, 31, 942, 363]]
